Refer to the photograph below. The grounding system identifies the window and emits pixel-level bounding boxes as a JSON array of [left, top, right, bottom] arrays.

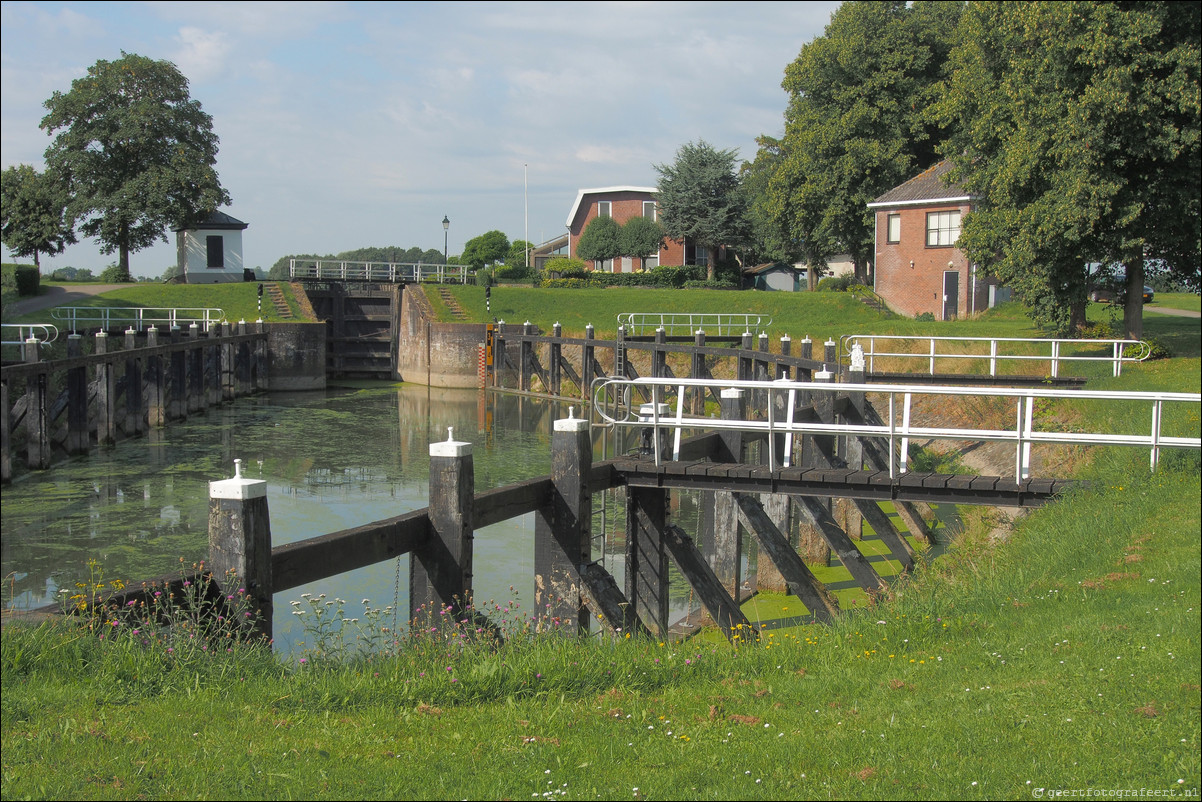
[[643, 254, 659, 270], [926, 211, 961, 247], [598, 201, 611, 218], [643, 201, 657, 220], [887, 213, 901, 244], [600, 258, 614, 272], [206, 235, 225, 268]]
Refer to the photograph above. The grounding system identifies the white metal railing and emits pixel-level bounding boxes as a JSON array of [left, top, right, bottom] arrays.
[[1, 323, 59, 347], [50, 307, 225, 332], [591, 376, 1200, 482], [840, 334, 1151, 378], [289, 260, 474, 284], [617, 313, 773, 337]]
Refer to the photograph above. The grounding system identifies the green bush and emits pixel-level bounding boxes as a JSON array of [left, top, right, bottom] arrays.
[[817, 273, 859, 292], [915, 311, 936, 322], [540, 277, 602, 289], [682, 278, 739, 290], [99, 264, 132, 283], [542, 257, 590, 279], [1, 263, 40, 296]]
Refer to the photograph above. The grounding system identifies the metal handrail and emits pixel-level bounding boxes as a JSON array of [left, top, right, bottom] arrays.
[[840, 334, 1151, 378], [288, 260, 474, 284], [616, 313, 773, 337], [1, 323, 59, 347], [50, 307, 225, 333], [590, 376, 1200, 482]]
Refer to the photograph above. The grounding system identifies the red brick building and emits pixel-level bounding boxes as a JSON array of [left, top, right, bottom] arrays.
[[867, 161, 1001, 320], [565, 186, 702, 272]]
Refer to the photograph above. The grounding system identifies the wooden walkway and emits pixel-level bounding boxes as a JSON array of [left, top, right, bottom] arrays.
[[612, 459, 1077, 508]]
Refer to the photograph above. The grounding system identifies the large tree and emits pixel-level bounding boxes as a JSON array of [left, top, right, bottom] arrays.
[[575, 215, 622, 269], [40, 52, 229, 282], [0, 164, 76, 269], [937, 2, 1200, 338], [761, 1, 963, 283], [619, 215, 666, 269], [654, 140, 748, 281], [461, 230, 509, 270]]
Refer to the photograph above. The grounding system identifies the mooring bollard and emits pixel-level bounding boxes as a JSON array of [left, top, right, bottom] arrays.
[[209, 459, 273, 641], [535, 407, 591, 634], [410, 428, 474, 625]]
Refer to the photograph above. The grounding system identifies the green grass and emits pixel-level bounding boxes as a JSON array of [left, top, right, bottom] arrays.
[[4, 350, 1199, 799], [5, 281, 302, 325], [1147, 292, 1200, 313]]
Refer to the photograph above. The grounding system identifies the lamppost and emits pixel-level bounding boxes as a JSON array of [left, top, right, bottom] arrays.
[[442, 215, 450, 264]]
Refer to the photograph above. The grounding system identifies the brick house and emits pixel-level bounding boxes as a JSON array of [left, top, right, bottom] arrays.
[[565, 186, 707, 272], [867, 161, 1004, 319]]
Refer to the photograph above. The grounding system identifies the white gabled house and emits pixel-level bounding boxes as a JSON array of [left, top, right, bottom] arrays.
[[175, 211, 250, 284]]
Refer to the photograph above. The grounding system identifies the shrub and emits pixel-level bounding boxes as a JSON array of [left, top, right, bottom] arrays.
[[683, 278, 739, 290], [99, 264, 133, 283], [915, 311, 936, 322], [1, 263, 40, 296], [541, 258, 591, 280], [817, 273, 859, 292]]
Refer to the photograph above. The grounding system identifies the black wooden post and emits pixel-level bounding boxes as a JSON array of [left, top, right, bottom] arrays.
[[707, 388, 744, 601], [535, 408, 591, 634], [653, 327, 667, 379], [550, 322, 563, 397], [520, 321, 533, 392], [778, 335, 791, 380], [691, 329, 707, 414], [94, 331, 116, 445], [582, 324, 595, 400], [493, 323, 506, 389], [0, 379, 10, 483], [738, 331, 753, 382], [626, 485, 669, 638], [221, 322, 235, 401], [124, 327, 143, 436], [824, 338, 837, 372], [207, 326, 222, 408], [66, 334, 89, 456], [169, 327, 186, 420], [187, 323, 203, 413], [146, 327, 165, 428], [410, 428, 474, 624], [23, 338, 49, 469], [208, 458, 273, 640]]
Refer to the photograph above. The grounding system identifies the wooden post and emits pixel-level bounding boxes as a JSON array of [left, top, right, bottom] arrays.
[[253, 321, 268, 391], [653, 327, 667, 379], [824, 338, 837, 372], [209, 459, 273, 640], [836, 357, 866, 541], [520, 321, 533, 392], [534, 408, 591, 634], [145, 327, 165, 427], [410, 428, 474, 624], [94, 331, 117, 445], [707, 388, 744, 601], [207, 327, 222, 407], [626, 485, 669, 637], [550, 322, 563, 396], [123, 327, 143, 436], [187, 323, 203, 413], [691, 329, 707, 414], [778, 335, 791, 380], [169, 327, 186, 420], [796, 358, 831, 565], [493, 323, 506, 389], [221, 322, 235, 401], [66, 334, 90, 455], [582, 324, 595, 400], [23, 340, 49, 469], [738, 331, 753, 382], [1, 380, 10, 483]]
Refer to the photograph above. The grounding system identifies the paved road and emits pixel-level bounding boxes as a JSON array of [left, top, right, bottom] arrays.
[[1145, 305, 1201, 318], [4, 284, 128, 318]]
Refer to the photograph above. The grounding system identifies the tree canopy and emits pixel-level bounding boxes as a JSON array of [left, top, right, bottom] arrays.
[[619, 216, 666, 263], [654, 140, 748, 280], [760, 1, 962, 283], [1, 164, 76, 269], [461, 230, 510, 270], [575, 216, 622, 267], [40, 52, 229, 282], [936, 1, 1200, 337]]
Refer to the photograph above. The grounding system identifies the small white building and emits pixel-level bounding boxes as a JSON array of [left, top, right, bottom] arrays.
[[175, 211, 250, 284]]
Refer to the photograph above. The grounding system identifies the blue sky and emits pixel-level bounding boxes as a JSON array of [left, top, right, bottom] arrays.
[[1, 1, 839, 277]]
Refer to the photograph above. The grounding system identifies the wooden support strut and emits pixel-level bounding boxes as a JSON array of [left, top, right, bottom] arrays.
[[734, 494, 839, 623], [662, 523, 752, 642], [208, 459, 273, 641], [410, 429, 474, 623], [534, 410, 591, 634]]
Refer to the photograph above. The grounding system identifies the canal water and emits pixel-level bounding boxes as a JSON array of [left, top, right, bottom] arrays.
[[0, 383, 699, 652]]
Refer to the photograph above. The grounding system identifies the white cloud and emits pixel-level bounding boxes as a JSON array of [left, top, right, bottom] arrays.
[[173, 27, 233, 83]]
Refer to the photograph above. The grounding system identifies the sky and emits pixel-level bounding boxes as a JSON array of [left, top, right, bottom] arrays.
[[1, 1, 841, 278]]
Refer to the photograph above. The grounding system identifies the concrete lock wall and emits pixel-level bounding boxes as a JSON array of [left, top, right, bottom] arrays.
[[266, 322, 327, 391], [396, 287, 485, 389]]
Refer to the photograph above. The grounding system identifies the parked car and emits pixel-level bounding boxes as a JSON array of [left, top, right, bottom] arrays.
[[1088, 269, 1154, 303]]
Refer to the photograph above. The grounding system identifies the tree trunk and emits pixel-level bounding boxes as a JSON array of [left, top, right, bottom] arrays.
[[706, 246, 716, 282], [1070, 299, 1087, 333], [1122, 250, 1144, 340]]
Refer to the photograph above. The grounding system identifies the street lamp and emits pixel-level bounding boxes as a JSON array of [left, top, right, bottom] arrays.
[[442, 215, 450, 264]]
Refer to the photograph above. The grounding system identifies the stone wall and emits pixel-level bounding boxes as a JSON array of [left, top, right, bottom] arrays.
[[396, 286, 486, 388], [266, 322, 326, 391]]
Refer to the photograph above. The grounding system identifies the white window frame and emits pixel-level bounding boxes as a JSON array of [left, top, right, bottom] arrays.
[[887, 213, 901, 244], [926, 210, 961, 247], [598, 201, 611, 218], [643, 201, 657, 220]]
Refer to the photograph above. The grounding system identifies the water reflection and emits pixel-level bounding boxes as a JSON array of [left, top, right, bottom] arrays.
[[1, 384, 673, 652]]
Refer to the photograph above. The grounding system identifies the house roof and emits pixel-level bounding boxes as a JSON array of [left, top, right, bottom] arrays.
[[866, 161, 972, 209], [743, 261, 800, 276], [565, 186, 656, 227], [174, 210, 249, 232]]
